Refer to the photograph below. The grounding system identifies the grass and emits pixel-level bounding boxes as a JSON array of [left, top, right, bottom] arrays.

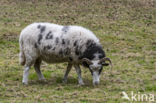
[[0, 0, 156, 102]]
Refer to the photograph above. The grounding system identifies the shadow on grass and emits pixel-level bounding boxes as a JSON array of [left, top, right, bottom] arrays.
[[28, 75, 93, 87]]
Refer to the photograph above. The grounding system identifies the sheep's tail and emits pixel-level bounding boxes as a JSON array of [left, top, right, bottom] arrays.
[[19, 36, 25, 66]]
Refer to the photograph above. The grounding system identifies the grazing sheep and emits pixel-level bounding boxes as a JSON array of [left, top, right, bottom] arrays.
[[19, 22, 112, 85]]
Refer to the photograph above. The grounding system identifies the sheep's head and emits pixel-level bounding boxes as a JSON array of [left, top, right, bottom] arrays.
[[82, 57, 112, 85]]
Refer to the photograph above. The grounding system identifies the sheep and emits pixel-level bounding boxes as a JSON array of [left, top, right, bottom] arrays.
[[19, 22, 112, 85]]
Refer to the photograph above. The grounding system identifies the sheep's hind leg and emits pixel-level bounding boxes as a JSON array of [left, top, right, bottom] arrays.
[[22, 56, 34, 85], [62, 63, 72, 83], [34, 58, 45, 81], [74, 65, 84, 85], [22, 65, 30, 85]]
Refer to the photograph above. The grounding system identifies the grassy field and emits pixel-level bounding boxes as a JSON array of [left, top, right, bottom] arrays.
[[0, 0, 156, 102]]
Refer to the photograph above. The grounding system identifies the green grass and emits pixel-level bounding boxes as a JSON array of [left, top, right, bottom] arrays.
[[0, 0, 156, 102]]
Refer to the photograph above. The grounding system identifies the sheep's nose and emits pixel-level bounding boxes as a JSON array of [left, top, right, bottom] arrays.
[[94, 81, 99, 85]]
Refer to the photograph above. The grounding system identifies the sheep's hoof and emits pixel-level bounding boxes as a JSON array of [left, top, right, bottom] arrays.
[[62, 79, 67, 84], [22, 82, 28, 85]]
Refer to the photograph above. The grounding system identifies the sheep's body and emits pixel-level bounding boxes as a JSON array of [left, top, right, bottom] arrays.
[[20, 23, 100, 65], [19, 22, 107, 85]]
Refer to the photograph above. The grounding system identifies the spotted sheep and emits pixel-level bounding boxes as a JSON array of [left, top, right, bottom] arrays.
[[19, 22, 112, 85]]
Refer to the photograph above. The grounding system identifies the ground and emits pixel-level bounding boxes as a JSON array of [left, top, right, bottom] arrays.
[[0, 0, 156, 103]]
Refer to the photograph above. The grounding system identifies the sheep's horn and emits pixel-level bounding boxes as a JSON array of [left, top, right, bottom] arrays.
[[81, 58, 93, 65], [99, 57, 113, 70]]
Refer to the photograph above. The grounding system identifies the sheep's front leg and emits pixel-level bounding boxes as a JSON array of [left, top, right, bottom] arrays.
[[74, 65, 84, 85], [22, 66, 30, 85], [63, 63, 72, 83]]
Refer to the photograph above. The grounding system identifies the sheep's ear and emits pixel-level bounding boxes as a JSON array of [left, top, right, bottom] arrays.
[[81, 58, 93, 65]]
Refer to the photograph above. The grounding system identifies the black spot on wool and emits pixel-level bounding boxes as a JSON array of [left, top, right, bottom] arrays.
[[34, 43, 38, 48], [44, 45, 52, 50], [37, 25, 46, 33], [47, 45, 52, 49], [38, 34, 42, 45], [62, 26, 69, 33], [75, 46, 81, 56], [64, 47, 70, 55], [74, 40, 77, 46], [40, 26, 46, 33], [37, 25, 41, 29], [45, 31, 53, 39], [55, 37, 59, 44], [86, 39, 94, 48], [62, 39, 65, 45]]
